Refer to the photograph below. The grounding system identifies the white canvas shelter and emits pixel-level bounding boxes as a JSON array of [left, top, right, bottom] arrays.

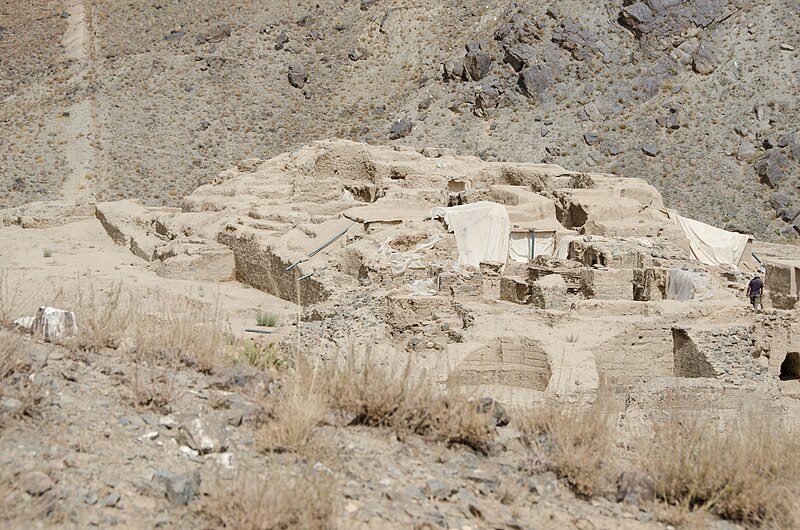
[[509, 229, 556, 262], [430, 201, 510, 268], [671, 213, 750, 268]]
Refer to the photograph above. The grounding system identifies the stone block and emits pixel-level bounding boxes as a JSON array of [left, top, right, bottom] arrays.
[[633, 267, 668, 301], [764, 259, 800, 296], [500, 276, 531, 304], [530, 274, 567, 310], [580, 268, 634, 300], [528, 264, 582, 293], [570, 240, 649, 269]]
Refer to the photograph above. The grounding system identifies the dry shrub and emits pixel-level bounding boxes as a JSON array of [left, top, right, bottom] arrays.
[[519, 405, 612, 497], [129, 365, 182, 414], [204, 466, 336, 530], [0, 269, 25, 328], [133, 295, 230, 374], [637, 418, 800, 528], [69, 282, 132, 352], [0, 331, 46, 424], [325, 358, 496, 452], [258, 362, 328, 452]]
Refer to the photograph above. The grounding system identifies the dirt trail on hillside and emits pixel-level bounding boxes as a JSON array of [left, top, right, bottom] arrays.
[[60, 0, 96, 204]]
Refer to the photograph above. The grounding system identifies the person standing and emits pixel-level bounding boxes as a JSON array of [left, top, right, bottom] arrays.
[[746, 273, 764, 311]]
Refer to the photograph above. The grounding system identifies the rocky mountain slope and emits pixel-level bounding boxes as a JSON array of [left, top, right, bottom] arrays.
[[0, 0, 798, 236]]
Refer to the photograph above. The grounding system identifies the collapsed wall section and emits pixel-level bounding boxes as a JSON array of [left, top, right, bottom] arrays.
[[217, 228, 328, 307], [672, 325, 769, 381]]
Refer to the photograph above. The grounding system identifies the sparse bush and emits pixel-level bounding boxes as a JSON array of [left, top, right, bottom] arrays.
[[255, 311, 278, 327], [519, 405, 612, 497], [0, 269, 26, 328], [325, 357, 496, 452], [133, 295, 229, 374], [0, 331, 46, 424], [70, 282, 132, 352], [129, 365, 181, 414], [235, 341, 285, 371], [637, 418, 800, 528], [258, 362, 328, 453], [42, 249, 53, 258], [204, 466, 337, 530]]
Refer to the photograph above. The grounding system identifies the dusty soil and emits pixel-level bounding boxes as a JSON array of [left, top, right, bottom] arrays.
[[1, 331, 747, 530]]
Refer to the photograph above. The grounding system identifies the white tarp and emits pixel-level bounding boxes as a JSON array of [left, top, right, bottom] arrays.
[[666, 268, 711, 300], [430, 201, 510, 268], [673, 214, 749, 268], [509, 232, 556, 262], [380, 234, 443, 275], [555, 235, 580, 260]]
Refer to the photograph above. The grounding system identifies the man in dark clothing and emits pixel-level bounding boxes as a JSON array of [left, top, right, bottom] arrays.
[[746, 274, 764, 311]]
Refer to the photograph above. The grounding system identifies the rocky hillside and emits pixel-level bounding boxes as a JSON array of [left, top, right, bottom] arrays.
[[0, 0, 798, 239]]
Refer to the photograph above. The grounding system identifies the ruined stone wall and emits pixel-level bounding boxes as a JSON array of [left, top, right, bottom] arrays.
[[594, 323, 674, 387], [217, 230, 328, 307], [672, 325, 770, 382], [449, 337, 552, 391]]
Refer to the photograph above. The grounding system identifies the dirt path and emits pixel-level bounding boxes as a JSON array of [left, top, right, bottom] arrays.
[[60, 0, 96, 204]]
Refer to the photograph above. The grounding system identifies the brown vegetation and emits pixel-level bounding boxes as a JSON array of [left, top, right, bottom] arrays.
[[0, 330, 46, 425], [203, 466, 336, 530], [519, 405, 612, 498], [638, 418, 800, 528]]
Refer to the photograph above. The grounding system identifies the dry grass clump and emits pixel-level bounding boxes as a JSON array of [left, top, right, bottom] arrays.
[[133, 295, 230, 374], [204, 467, 336, 530], [519, 405, 612, 497], [0, 269, 23, 328], [129, 366, 182, 414], [254, 356, 497, 454], [258, 363, 328, 453], [0, 331, 46, 424], [637, 418, 800, 528], [325, 359, 496, 453], [69, 282, 133, 352]]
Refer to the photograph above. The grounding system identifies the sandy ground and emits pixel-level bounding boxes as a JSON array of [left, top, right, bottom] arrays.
[[0, 217, 299, 339]]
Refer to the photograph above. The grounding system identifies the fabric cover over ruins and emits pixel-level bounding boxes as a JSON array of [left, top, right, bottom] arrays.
[[10, 139, 800, 431]]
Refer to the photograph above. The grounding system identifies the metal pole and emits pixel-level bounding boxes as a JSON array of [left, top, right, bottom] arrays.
[[285, 223, 354, 271]]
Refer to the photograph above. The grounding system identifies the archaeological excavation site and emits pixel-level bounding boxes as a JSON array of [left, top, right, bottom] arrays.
[[70, 140, 800, 416], [3, 140, 800, 528]]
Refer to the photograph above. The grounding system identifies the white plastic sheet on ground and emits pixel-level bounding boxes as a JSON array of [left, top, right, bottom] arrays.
[[673, 214, 748, 268], [430, 202, 510, 268], [666, 268, 710, 300], [380, 234, 443, 275], [509, 232, 556, 262]]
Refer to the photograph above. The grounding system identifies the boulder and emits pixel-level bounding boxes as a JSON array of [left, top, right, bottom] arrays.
[[518, 64, 552, 100], [464, 51, 491, 81], [692, 41, 720, 75], [348, 47, 368, 61], [388, 119, 413, 140], [443, 57, 465, 81], [755, 149, 787, 188], [503, 43, 534, 72], [641, 143, 659, 157], [274, 31, 289, 50], [32, 306, 78, 342], [288, 64, 307, 89], [177, 415, 229, 454]]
